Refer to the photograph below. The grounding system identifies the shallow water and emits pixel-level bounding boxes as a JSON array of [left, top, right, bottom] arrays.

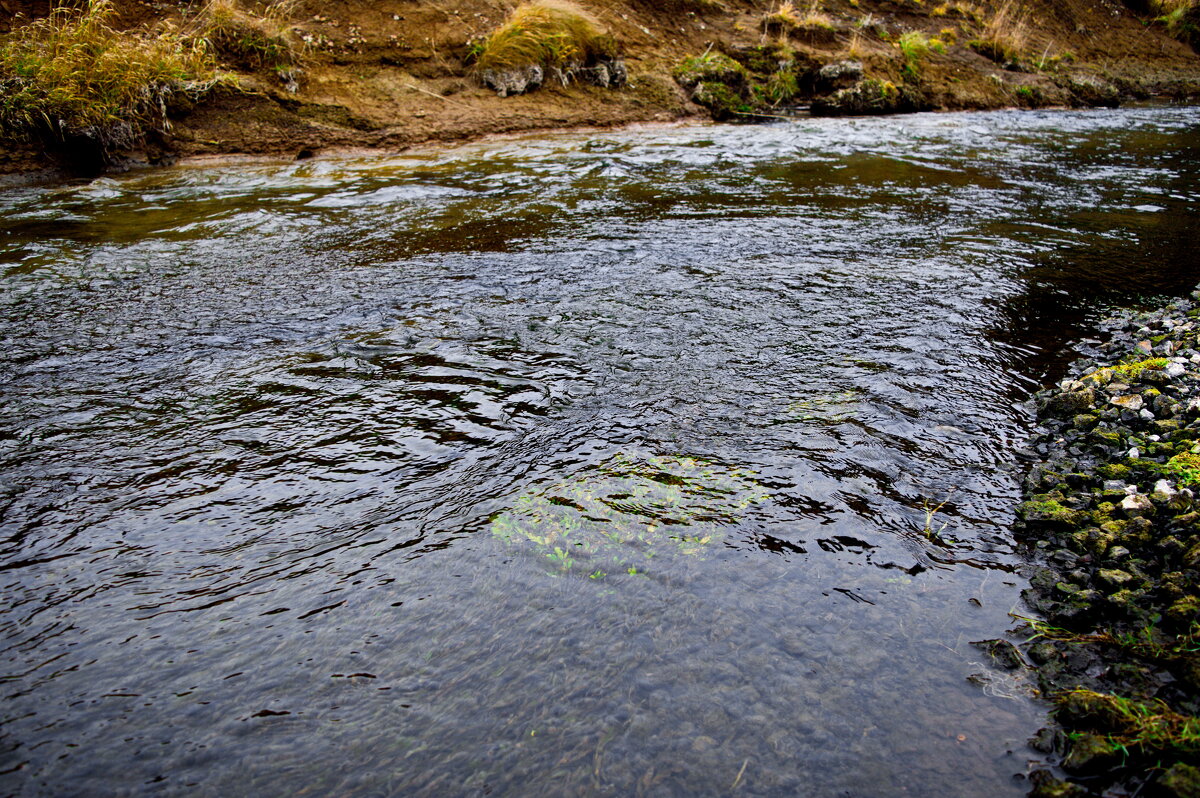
[[2, 107, 1199, 797]]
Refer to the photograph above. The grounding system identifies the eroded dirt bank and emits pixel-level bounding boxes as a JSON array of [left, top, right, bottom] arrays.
[[3, 0, 1200, 174]]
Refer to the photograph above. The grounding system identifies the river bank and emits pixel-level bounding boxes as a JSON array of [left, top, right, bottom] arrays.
[[1013, 292, 1200, 797], [3, 0, 1200, 175]]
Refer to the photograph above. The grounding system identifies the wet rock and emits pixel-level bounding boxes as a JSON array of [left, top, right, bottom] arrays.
[[1097, 568, 1134, 590], [810, 78, 928, 116], [1061, 732, 1119, 774], [814, 59, 862, 92], [971, 638, 1024, 670], [480, 65, 545, 97], [1121, 493, 1155, 518], [1111, 394, 1145, 412], [1028, 770, 1091, 798], [1157, 761, 1200, 798], [1015, 284, 1200, 796], [1045, 388, 1097, 417]]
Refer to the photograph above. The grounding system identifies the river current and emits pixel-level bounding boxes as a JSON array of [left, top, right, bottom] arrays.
[[2, 106, 1199, 796]]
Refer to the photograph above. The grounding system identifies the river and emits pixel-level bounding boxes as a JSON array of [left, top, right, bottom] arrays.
[[2, 106, 1199, 796]]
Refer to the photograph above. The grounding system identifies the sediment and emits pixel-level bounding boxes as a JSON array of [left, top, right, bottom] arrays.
[[1008, 289, 1200, 797]]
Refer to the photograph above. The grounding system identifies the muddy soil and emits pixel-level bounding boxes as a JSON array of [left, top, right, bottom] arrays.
[[3, 0, 1200, 173]]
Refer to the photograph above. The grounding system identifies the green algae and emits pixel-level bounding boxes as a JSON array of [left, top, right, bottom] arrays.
[[491, 452, 769, 577]]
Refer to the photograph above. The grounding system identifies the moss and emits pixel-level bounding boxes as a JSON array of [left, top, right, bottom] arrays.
[[1089, 357, 1171, 384], [693, 80, 756, 119], [1055, 688, 1200, 760], [1099, 463, 1133, 480], [1158, 762, 1200, 798], [1163, 452, 1200, 486], [1021, 499, 1089, 528], [673, 51, 747, 90]]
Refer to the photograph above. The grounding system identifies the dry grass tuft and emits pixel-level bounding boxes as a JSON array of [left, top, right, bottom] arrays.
[[968, 0, 1028, 64], [762, 0, 833, 34], [0, 0, 220, 161], [192, 0, 300, 70], [473, 0, 617, 73], [1151, 0, 1200, 47], [762, 1, 801, 31]]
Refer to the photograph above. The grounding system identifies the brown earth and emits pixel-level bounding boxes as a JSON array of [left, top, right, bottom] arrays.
[[3, 0, 1200, 174]]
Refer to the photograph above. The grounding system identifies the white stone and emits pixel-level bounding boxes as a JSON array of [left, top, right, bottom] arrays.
[[1110, 394, 1144, 411]]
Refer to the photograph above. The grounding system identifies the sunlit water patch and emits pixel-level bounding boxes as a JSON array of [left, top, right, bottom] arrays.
[[2, 106, 1199, 796]]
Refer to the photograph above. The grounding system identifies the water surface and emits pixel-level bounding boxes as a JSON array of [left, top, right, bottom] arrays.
[[3, 106, 1200, 796]]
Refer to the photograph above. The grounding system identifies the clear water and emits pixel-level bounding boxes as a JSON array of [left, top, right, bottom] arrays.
[[2, 107, 1199, 796]]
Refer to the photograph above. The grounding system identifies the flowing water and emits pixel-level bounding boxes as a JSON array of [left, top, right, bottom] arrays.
[[2, 106, 1199, 797]]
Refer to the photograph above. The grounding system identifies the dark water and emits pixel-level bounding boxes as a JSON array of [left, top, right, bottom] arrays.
[[2, 107, 1199, 797]]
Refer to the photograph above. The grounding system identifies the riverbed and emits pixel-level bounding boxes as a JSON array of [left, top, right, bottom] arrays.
[[2, 106, 1199, 796]]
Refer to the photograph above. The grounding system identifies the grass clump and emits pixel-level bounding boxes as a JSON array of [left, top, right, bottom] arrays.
[[473, 0, 616, 74], [763, 1, 834, 36], [895, 30, 943, 76], [968, 0, 1028, 65], [193, 0, 300, 70], [1056, 688, 1200, 758], [0, 0, 220, 165], [1150, 0, 1200, 49], [762, 0, 801, 32]]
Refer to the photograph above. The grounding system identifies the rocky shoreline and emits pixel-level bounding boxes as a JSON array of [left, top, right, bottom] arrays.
[[1006, 290, 1200, 797]]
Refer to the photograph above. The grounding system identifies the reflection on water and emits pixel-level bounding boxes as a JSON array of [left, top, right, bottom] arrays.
[[2, 107, 1199, 796]]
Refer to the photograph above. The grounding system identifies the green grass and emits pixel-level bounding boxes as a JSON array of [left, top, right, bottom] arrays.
[[1085, 357, 1170, 384], [1057, 688, 1200, 758], [473, 0, 617, 74], [1150, 0, 1200, 48], [896, 30, 943, 76], [0, 0, 221, 161]]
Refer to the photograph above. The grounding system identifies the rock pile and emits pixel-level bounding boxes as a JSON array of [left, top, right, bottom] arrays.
[[1013, 291, 1200, 797]]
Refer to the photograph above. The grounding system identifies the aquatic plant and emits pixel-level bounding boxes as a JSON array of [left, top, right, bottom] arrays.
[[1056, 688, 1200, 758], [491, 452, 769, 577], [921, 497, 952, 542], [0, 0, 220, 163], [473, 1, 616, 76], [785, 389, 860, 421]]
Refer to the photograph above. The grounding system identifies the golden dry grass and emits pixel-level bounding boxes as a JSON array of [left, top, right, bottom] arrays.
[[192, 0, 299, 69], [969, 0, 1029, 63], [474, 0, 617, 73], [0, 0, 219, 156]]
